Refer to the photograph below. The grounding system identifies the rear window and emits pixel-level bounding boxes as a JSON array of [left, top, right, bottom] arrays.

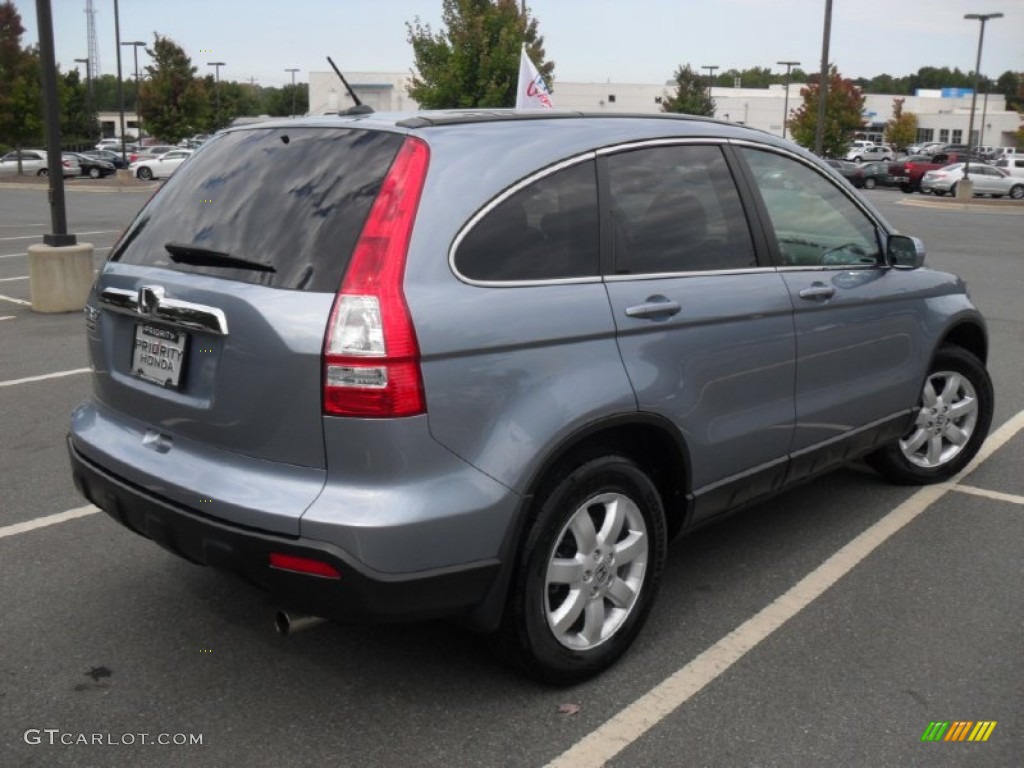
[[111, 127, 404, 292]]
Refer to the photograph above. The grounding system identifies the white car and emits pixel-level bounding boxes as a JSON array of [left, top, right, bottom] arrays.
[[920, 163, 1024, 199], [845, 144, 894, 163], [0, 149, 79, 177], [129, 149, 193, 180]]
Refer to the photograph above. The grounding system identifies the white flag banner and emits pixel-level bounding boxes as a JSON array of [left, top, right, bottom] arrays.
[[516, 45, 553, 109]]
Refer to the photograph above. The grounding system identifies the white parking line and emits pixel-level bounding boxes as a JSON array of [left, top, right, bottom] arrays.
[[952, 484, 1024, 506], [0, 230, 119, 243], [0, 315, 14, 321], [0, 505, 99, 540], [0, 368, 91, 388], [0, 275, 28, 282], [0, 293, 30, 306], [546, 408, 1024, 768]]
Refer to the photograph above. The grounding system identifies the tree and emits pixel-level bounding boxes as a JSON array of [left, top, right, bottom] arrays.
[[60, 68, 99, 145], [0, 1, 44, 156], [787, 66, 865, 156], [263, 83, 309, 117], [137, 35, 206, 143], [406, 0, 553, 109], [661, 64, 714, 116], [884, 98, 917, 151]]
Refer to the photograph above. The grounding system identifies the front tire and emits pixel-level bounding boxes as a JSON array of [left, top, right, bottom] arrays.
[[37, 168, 48, 177], [496, 455, 667, 684], [88, 167, 101, 179], [867, 347, 993, 485], [864, 177, 877, 190], [1009, 184, 1024, 200], [137, 167, 153, 180]]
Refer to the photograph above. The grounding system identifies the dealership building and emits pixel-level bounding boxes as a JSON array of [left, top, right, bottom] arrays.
[[308, 70, 1020, 149]]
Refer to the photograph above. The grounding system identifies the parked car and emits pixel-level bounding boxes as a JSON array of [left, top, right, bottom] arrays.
[[859, 161, 901, 189], [82, 149, 130, 170], [0, 149, 78, 177], [824, 158, 864, 188], [845, 144, 894, 163], [889, 152, 969, 192], [129, 148, 193, 180], [920, 162, 1024, 199], [129, 145, 178, 164], [66, 152, 116, 179], [69, 111, 994, 684], [992, 157, 1024, 178]]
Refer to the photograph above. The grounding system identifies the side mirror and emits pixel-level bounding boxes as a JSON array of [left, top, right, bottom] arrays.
[[887, 234, 925, 269]]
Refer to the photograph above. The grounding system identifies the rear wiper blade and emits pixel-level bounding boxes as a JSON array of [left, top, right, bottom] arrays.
[[164, 242, 276, 273]]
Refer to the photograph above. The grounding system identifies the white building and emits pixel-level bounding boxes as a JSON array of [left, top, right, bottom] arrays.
[[308, 72, 1021, 148]]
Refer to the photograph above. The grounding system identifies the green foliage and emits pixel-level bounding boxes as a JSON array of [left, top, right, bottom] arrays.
[[263, 83, 309, 117], [60, 68, 99, 144], [884, 98, 917, 151], [713, 66, 810, 89], [407, 0, 553, 109], [137, 35, 207, 142], [662, 64, 714, 117], [0, 1, 43, 151], [788, 66, 865, 156]]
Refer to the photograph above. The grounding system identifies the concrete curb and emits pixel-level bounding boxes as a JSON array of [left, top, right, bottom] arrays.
[[897, 196, 1024, 215], [0, 180, 160, 193]]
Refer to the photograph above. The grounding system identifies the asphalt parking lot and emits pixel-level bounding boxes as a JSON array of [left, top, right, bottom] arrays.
[[1, 181, 1021, 767]]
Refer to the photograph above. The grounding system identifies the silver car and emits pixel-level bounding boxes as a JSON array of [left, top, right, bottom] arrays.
[[921, 162, 1024, 198], [70, 112, 993, 683]]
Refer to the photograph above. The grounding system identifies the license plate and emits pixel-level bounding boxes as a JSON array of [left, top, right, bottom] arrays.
[[131, 323, 188, 388]]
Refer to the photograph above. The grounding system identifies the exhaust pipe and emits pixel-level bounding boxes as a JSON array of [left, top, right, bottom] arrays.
[[274, 610, 326, 636]]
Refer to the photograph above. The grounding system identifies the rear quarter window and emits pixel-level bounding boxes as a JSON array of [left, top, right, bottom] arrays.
[[111, 127, 404, 292]]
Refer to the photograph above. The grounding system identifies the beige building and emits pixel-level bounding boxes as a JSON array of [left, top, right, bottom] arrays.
[[308, 72, 1021, 148]]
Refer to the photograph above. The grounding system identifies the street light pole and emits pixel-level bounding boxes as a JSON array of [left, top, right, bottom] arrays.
[[113, 0, 127, 165], [777, 60, 800, 139], [121, 41, 145, 140], [285, 68, 300, 117], [208, 61, 226, 129], [814, 0, 833, 156], [961, 12, 1002, 190], [701, 65, 718, 111], [74, 56, 93, 121]]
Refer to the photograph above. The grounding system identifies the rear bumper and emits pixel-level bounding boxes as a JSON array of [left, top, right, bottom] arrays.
[[69, 438, 501, 623]]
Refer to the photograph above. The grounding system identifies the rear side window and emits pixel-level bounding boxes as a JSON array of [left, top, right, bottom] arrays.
[[455, 159, 599, 282], [111, 127, 404, 292], [606, 144, 757, 274]]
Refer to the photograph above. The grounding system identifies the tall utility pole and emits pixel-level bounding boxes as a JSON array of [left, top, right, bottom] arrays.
[[777, 60, 800, 140], [285, 68, 300, 117], [85, 0, 101, 78], [961, 12, 1003, 187], [701, 65, 719, 107], [208, 61, 226, 128], [35, 0, 74, 245], [121, 41, 145, 139], [814, 0, 833, 155]]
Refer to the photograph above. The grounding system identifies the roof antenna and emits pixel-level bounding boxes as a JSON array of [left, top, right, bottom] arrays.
[[326, 56, 373, 115]]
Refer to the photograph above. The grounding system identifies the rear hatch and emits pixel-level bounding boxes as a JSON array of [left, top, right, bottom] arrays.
[[81, 125, 405, 533]]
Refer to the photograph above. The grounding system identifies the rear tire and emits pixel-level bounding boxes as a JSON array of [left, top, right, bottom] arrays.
[[495, 454, 667, 685], [867, 347, 993, 485], [1010, 184, 1024, 200], [88, 167, 101, 179], [37, 168, 48, 177], [137, 167, 153, 181], [864, 178, 877, 190]]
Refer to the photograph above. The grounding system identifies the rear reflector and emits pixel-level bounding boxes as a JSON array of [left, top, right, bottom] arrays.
[[269, 553, 341, 579]]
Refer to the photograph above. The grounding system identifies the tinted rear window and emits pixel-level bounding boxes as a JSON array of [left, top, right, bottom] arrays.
[[111, 127, 403, 291]]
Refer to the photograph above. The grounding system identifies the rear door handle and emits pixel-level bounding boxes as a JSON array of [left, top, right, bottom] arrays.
[[798, 283, 835, 300], [625, 296, 681, 319]]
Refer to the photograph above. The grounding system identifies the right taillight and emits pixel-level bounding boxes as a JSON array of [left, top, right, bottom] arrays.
[[322, 136, 430, 418]]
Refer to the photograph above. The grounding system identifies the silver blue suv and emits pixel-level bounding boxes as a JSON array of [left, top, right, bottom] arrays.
[[69, 111, 993, 684]]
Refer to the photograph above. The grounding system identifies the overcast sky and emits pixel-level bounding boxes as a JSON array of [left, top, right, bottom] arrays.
[[16, 0, 1023, 89]]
